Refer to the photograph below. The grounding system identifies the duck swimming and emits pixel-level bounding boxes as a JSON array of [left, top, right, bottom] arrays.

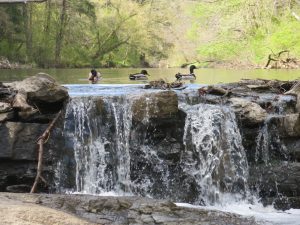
[[175, 65, 197, 81], [129, 70, 150, 80]]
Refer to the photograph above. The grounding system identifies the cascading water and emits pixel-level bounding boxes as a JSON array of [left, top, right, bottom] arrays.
[[56, 85, 250, 206], [180, 102, 249, 205], [255, 116, 289, 165], [61, 95, 134, 195], [54, 84, 300, 225]]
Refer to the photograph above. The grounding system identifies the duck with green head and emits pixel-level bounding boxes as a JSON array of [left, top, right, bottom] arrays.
[[129, 70, 150, 80], [175, 65, 197, 81]]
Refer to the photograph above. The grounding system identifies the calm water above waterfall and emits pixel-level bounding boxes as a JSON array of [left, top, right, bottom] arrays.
[[1, 68, 300, 84]]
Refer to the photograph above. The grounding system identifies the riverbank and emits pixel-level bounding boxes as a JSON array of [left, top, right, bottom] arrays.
[[0, 192, 258, 225], [2, 57, 299, 70]]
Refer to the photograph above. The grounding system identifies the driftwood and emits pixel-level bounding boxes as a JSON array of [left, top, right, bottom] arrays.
[[265, 50, 289, 68], [30, 111, 62, 193], [265, 50, 299, 69]]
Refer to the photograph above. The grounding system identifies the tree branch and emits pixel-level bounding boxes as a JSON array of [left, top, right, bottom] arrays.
[[30, 111, 62, 193]]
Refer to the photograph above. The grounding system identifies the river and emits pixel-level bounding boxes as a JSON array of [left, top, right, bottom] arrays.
[[0, 68, 299, 84]]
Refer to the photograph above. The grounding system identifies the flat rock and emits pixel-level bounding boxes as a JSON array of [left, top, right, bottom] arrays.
[[0, 193, 258, 225]]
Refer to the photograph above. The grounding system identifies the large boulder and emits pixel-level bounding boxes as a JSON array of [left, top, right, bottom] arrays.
[[229, 98, 268, 125], [131, 91, 178, 122], [9, 73, 68, 103], [8, 73, 69, 115]]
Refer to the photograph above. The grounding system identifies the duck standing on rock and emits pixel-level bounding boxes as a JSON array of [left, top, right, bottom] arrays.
[[175, 65, 197, 81], [129, 70, 150, 80]]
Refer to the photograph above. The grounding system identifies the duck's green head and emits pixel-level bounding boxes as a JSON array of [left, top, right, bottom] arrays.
[[141, 70, 149, 75], [190, 65, 197, 73]]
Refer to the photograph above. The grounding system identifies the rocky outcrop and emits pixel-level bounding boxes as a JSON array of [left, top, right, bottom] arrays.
[[196, 79, 300, 209], [0, 193, 258, 225], [0, 74, 68, 193], [229, 97, 267, 125], [8, 73, 69, 115], [1, 76, 300, 212]]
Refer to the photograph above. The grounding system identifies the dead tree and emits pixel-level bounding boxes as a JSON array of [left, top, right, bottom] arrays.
[[264, 50, 289, 68], [30, 111, 62, 193]]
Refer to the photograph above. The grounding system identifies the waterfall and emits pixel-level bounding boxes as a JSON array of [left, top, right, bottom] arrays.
[[57, 87, 249, 205], [255, 116, 289, 165], [180, 102, 249, 205], [62, 96, 134, 195]]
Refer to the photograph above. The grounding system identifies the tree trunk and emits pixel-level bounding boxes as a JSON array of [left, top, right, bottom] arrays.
[[55, 0, 68, 67], [44, 0, 52, 42], [23, 4, 33, 62]]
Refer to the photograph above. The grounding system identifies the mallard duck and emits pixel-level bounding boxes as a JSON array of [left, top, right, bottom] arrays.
[[88, 69, 101, 84], [129, 70, 150, 80], [175, 65, 197, 81]]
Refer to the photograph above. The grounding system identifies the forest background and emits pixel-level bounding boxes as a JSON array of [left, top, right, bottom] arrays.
[[0, 0, 300, 68]]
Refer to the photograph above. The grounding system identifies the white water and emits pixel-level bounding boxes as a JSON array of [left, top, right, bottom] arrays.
[[58, 84, 300, 225], [180, 102, 249, 205], [176, 200, 300, 225]]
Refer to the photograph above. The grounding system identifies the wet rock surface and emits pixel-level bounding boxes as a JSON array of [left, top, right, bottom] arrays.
[[0, 74, 68, 193], [229, 97, 268, 125], [131, 91, 178, 122], [199, 79, 300, 209], [0, 193, 258, 225], [1, 76, 300, 212]]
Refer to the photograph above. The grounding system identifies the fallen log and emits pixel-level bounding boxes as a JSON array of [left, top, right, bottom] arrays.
[[30, 111, 62, 193]]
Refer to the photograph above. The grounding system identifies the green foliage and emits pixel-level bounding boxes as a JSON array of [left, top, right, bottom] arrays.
[[0, 0, 174, 68], [1, 0, 300, 68], [190, 0, 300, 66]]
